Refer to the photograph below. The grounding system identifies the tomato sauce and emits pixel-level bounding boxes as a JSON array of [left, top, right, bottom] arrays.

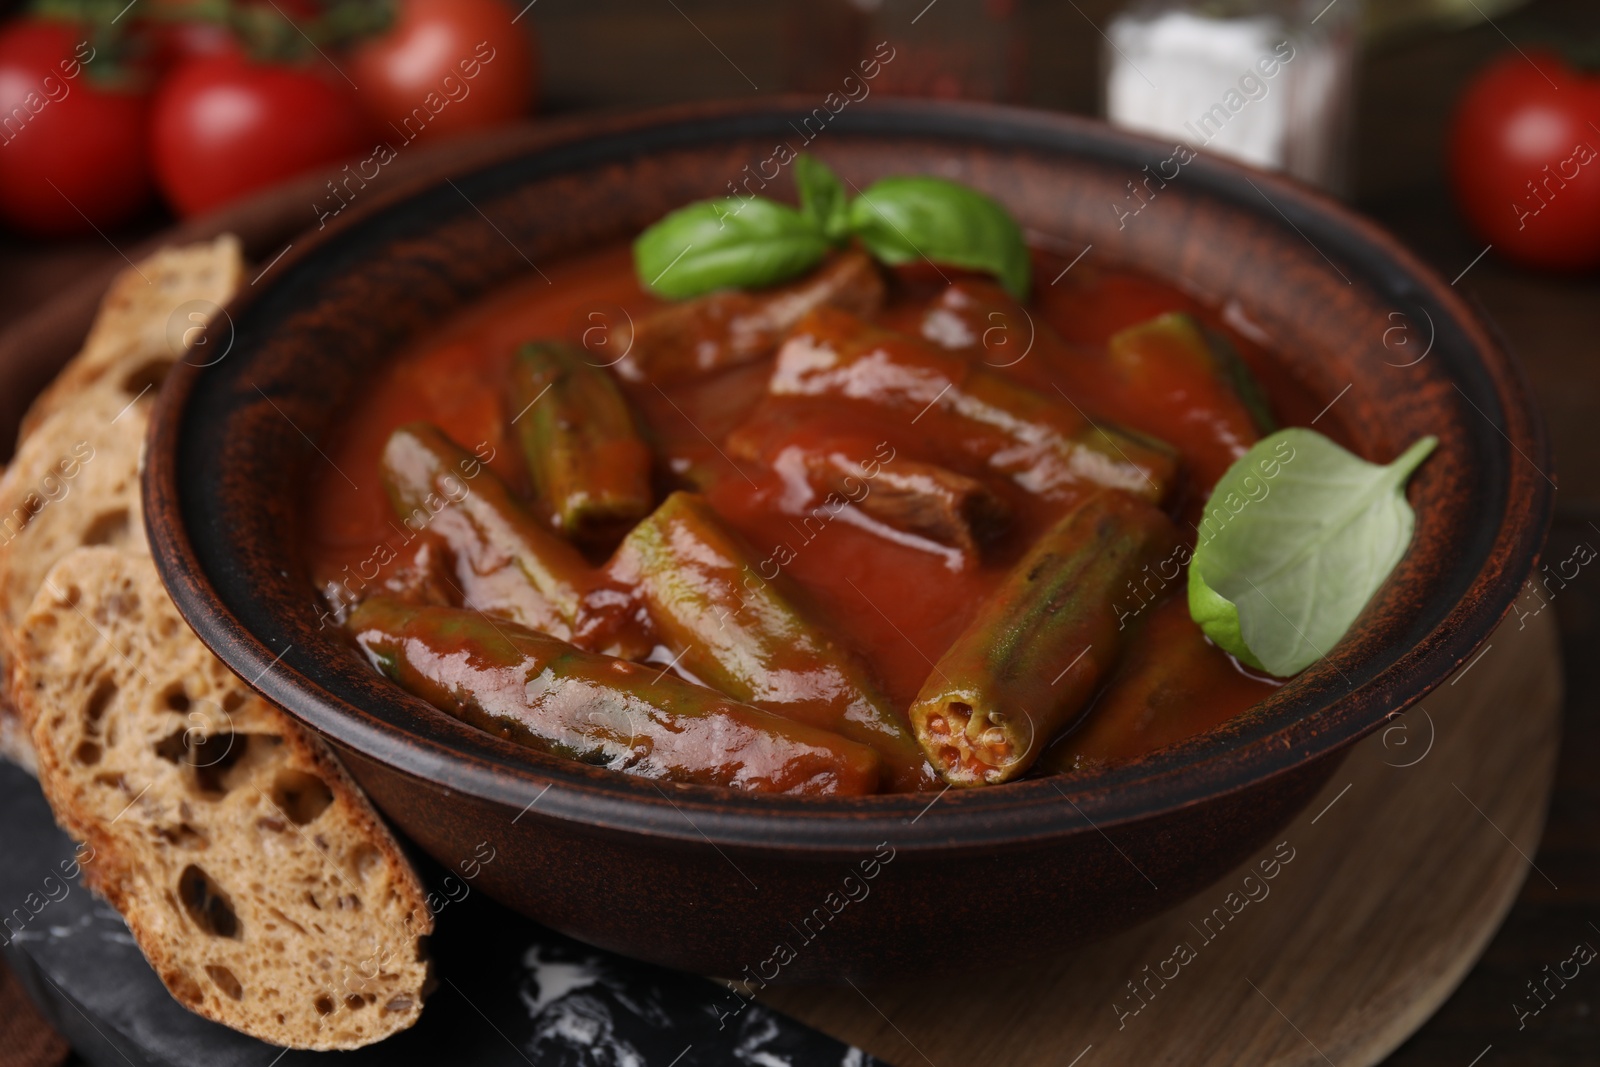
[[306, 244, 1301, 773]]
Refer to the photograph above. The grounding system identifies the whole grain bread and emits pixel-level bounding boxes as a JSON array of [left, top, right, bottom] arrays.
[[0, 374, 151, 774], [18, 548, 433, 1049], [0, 235, 243, 771], [17, 235, 244, 444], [0, 373, 153, 643]]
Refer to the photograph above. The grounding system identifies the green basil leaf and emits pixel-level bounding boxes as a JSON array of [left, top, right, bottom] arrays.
[[1187, 428, 1438, 677], [794, 154, 850, 242], [847, 176, 1031, 299], [633, 198, 830, 300]]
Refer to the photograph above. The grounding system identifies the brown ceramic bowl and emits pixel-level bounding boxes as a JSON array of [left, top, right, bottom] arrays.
[[143, 99, 1550, 983]]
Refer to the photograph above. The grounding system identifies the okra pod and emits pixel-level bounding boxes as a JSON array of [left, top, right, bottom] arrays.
[[771, 307, 1178, 505], [1108, 312, 1275, 438], [908, 491, 1181, 785], [381, 422, 591, 640], [511, 341, 654, 540], [1041, 594, 1243, 771], [616, 250, 886, 384], [614, 491, 939, 791], [349, 598, 881, 796]]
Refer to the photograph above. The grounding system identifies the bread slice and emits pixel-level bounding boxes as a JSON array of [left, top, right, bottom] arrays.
[[17, 235, 244, 444], [0, 374, 153, 773], [0, 235, 243, 771], [18, 548, 433, 1049], [0, 373, 153, 638]]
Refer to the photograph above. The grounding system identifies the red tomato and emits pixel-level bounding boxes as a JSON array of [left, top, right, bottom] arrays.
[[0, 20, 153, 237], [347, 0, 536, 145], [151, 55, 373, 217], [143, 20, 240, 72], [1448, 50, 1600, 271]]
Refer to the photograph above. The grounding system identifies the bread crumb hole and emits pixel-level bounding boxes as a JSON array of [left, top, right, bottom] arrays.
[[314, 994, 335, 1015], [84, 676, 117, 729], [222, 690, 246, 712], [156, 823, 207, 849], [81, 508, 130, 548], [205, 964, 243, 1000], [192, 733, 250, 794], [267, 906, 307, 935], [74, 740, 101, 765], [349, 845, 381, 881], [384, 996, 413, 1013], [177, 864, 240, 939], [154, 727, 187, 763], [270, 769, 332, 825], [163, 685, 191, 712], [121, 358, 171, 398], [344, 995, 366, 1011]]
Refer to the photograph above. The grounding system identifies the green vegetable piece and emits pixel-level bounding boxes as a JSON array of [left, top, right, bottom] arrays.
[[616, 491, 939, 792], [1202, 325, 1277, 435], [633, 197, 831, 300], [909, 490, 1180, 786], [1187, 428, 1438, 677], [380, 422, 591, 639], [794, 154, 850, 241], [511, 341, 654, 540], [348, 597, 882, 796], [847, 175, 1031, 299], [1107, 312, 1276, 436]]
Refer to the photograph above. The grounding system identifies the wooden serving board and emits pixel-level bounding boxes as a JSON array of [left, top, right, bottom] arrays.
[[762, 607, 1562, 1067]]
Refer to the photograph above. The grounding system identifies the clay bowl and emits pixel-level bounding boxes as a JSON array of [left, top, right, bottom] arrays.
[[143, 99, 1550, 982]]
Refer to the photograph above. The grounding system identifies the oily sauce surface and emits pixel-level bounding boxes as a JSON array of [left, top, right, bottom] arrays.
[[306, 245, 1307, 771]]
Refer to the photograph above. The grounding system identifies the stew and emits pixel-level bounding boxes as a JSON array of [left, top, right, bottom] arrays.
[[307, 238, 1339, 795]]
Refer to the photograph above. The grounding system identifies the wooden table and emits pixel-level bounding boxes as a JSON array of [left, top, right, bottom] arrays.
[[1, 1, 1595, 1063]]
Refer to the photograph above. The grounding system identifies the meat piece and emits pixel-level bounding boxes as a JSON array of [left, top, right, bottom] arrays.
[[616, 250, 885, 384]]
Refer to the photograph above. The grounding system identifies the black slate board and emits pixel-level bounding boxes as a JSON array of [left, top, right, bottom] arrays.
[[0, 761, 890, 1067]]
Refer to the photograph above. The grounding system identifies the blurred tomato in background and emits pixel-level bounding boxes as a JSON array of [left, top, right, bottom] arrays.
[[0, 0, 540, 232], [349, 0, 537, 145], [151, 55, 371, 216], [1449, 49, 1600, 271], [0, 18, 153, 237]]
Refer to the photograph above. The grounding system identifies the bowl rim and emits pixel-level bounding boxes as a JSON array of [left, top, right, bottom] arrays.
[[144, 96, 1552, 854]]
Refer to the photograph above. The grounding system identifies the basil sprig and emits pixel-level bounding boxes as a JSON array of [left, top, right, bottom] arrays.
[[794, 154, 850, 241], [633, 199, 831, 301], [848, 176, 1031, 299], [1188, 428, 1438, 677], [634, 155, 1031, 300]]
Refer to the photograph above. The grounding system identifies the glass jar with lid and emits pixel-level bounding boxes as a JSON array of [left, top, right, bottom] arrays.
[[1103, 0, 1361, 192]]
